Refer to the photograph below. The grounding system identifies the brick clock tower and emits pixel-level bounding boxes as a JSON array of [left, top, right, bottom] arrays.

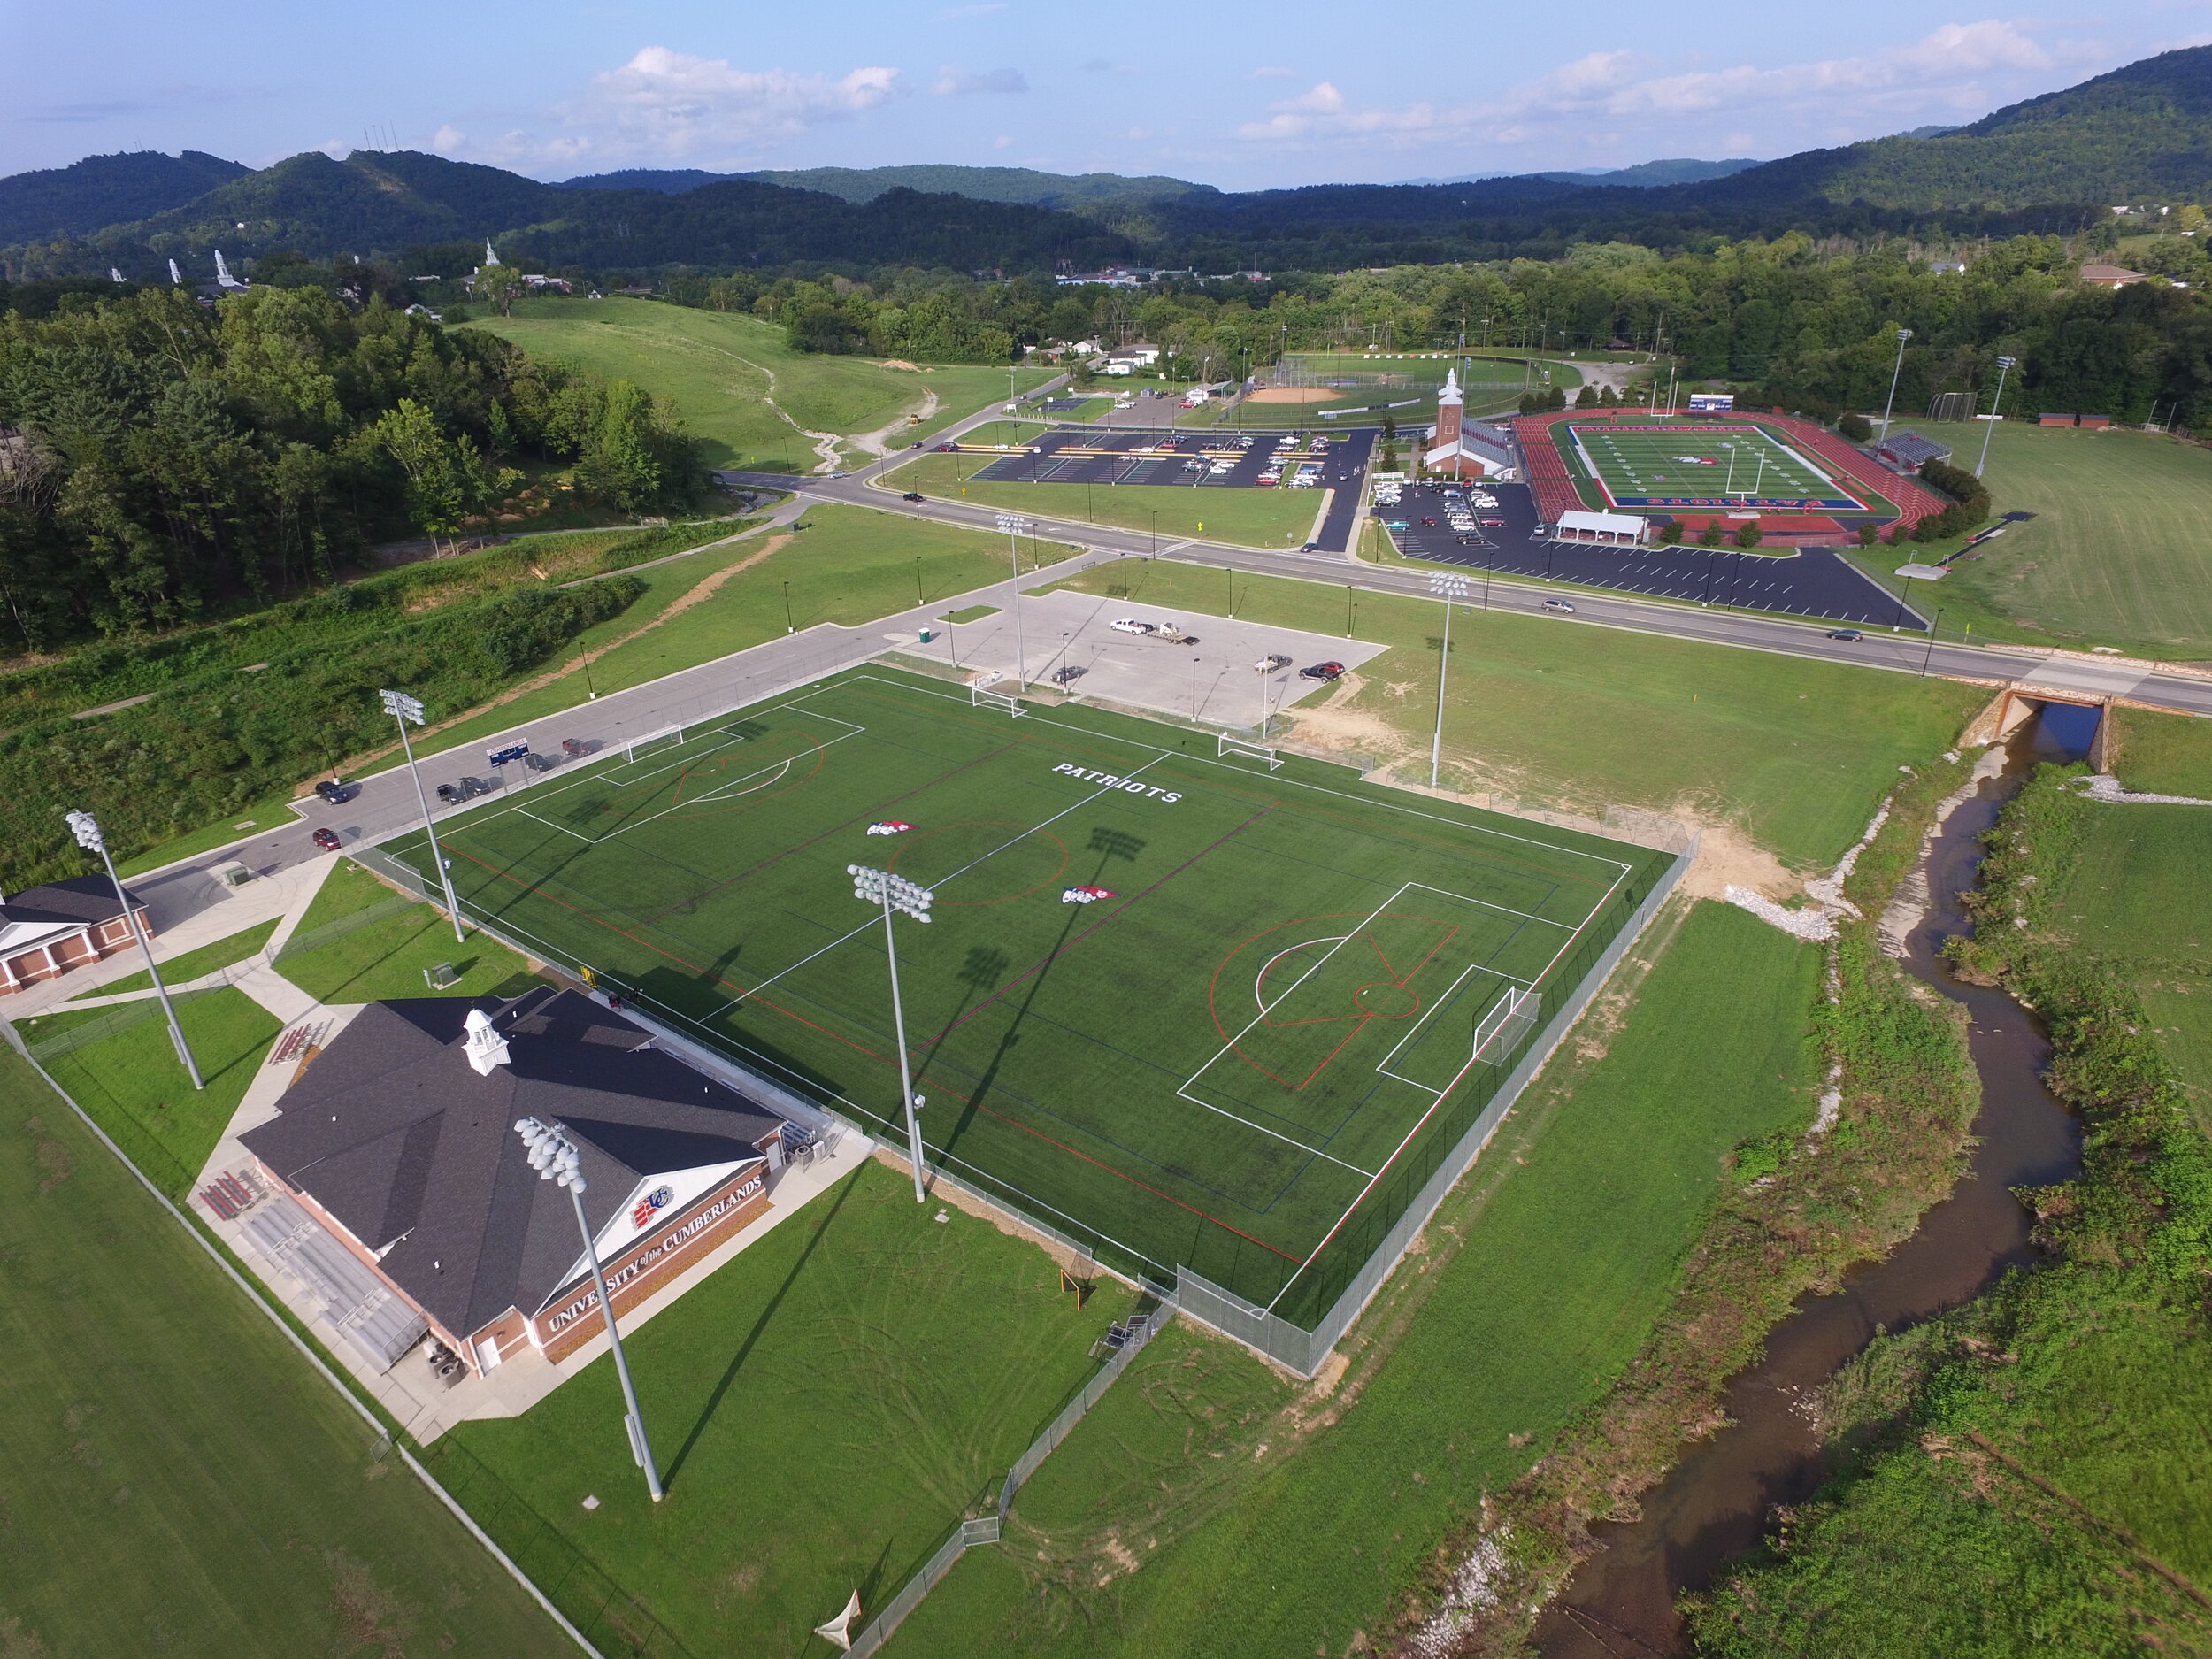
[[1433, 368, 1463, 449]]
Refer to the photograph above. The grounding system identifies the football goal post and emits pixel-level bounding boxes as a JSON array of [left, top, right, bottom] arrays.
[[622, 723, 686, 764], [1217, 732, 1281, 770], [972, 683, 1024, 717]]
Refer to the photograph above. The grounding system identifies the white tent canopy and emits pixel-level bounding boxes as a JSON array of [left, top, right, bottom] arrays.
[[1555, 509, 1648, 546]]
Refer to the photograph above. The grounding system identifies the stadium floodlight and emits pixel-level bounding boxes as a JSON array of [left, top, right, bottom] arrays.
[[995, 514, 1031, 687], [1427, 572, 1472, 787], [849, 864, 933, 1203], [1975, 356, 2017, 479], [380, 687, 465, 943], [65, 809, 201, 1090], [1878, 327, 1914, 442], [514, 1116, 664, 1502]]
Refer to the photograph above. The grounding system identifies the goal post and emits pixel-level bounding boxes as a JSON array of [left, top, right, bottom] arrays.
[[971, 683, 1024, 717], [1217, 732, 1281, 770], [621, 723, 687, 764], [1471, 986, 1541, 1066]]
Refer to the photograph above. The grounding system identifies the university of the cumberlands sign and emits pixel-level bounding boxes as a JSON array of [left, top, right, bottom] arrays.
[[541, 1171, 767, 1335], [1050, 762, 1181, 802]]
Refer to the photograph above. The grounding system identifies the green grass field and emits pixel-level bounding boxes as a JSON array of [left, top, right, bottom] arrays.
[[426, 1156, 1133, 1657], [883, 452, 1325, 548], [16, 987, 280, 1196], [0, 1051, 571, 1655], [895, 899, 1825, 1657], [273, 859, 542, 1005], [1048, 561, 1985, 870], [464, 299, 1050, 470], [383, 666, 1668, 1325], [2111, 705, 2212, 798], [66, 916, 280, 999], [1267, 352, 1578, 423], [1849, 423, 2212, 658]]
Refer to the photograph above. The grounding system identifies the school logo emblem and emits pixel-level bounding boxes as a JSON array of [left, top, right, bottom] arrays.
[[632, 1185, 675, 1227], [866, 820, 915, 836], [1061, 886, 1116, 905]]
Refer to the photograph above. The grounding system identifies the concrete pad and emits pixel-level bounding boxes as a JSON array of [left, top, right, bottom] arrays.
[[2014, 658, 2147, 699], [902, 587, 1389, 730]]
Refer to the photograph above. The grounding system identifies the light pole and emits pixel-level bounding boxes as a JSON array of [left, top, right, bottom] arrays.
[[1878, 327, 1913, 442], [1722, 442, 1738, 497], [1921, 606, 1945, 677], [1427, 572, 1471, 787], [847, 865, 933, 1203], [1975, 355, 2016, 480], [514, 1118, 663, 1501], [995, 513, 1029, 686], [782, 580, 793, 634], [65, 810, 200, 1089], [380, 689, 465, 944]]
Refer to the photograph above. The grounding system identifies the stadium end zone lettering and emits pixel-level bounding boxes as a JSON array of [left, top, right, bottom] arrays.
[[1051, 762, 1180, 803]]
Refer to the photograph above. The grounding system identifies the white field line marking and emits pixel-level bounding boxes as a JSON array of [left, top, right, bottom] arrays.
[[845, 671, 1635, 880]]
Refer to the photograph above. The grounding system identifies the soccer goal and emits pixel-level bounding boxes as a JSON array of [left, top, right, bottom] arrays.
[[1217, 732, 1281, 770], [1471, 985, 1541, 1066], [972, 683, 1025, 717], [622, 723, 687, 764]]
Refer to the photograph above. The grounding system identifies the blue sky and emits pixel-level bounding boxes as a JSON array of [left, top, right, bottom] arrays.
[[4, 2, 2206, 188]]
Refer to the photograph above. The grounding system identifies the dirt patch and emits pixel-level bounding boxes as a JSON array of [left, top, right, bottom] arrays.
[[872, 358, 923, 372], [1282, 673, 1413, 763], [1248, 387, 1340, 404], [1679, 822, 1797, 902]]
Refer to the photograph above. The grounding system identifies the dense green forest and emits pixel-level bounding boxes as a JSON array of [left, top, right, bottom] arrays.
[[674, 233, 2212, 427], [0, 285, 695, 648]]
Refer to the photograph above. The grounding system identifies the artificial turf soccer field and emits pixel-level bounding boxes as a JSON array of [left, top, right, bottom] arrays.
[[1569, 421, 1869, 511], [387, 668, 1670, 1326]]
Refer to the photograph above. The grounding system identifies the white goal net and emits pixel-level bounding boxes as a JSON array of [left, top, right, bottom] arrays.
[[972, 684, 1024, 717], [1217, 732, 1281, 770]]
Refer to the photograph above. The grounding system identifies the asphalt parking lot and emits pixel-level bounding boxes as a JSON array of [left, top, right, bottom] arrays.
[[1379, 480, 1924, 627], [967, 425, 1376, 551], [888, 588, 1386, 732]]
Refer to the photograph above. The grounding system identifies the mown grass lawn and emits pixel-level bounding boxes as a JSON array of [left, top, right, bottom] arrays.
[[894, 899, 1824, 1658], [430, 1156, 1134, 1658], [1048, 560, 1983, 870], [0, 1051, 570, 1655], [1847, 423, 2212, 658], [2110, 704, 2212, 799], [18, 986, 280, 1196], [883, 452, 1327, 549], [273, 860, 541, 1006]]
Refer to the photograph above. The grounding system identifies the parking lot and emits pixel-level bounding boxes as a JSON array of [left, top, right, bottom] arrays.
[[965, 425, 1376, 550], [894, 588, 1388, 731], [1378, 480, 1924, 627]]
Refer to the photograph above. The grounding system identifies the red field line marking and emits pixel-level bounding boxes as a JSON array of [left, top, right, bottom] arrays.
[[1207, 912, 1459, 1090]]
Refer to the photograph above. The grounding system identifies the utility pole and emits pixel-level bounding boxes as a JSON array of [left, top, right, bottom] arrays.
[[1878, 327, 1913, 442], [1427, 572, 1471, 787], [1975, 355, 2016, 479], [515, 1118, 664, 1500], [847, 866, 933, 1202], [380, 689, 465, 943], [65, 810, 200, 1089]]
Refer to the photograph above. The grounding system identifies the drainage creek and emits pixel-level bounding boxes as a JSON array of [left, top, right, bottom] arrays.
[[1531, 707, 2093, 1659]]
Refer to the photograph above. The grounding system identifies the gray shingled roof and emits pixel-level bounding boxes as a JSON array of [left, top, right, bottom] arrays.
[[242, 986, 786, 1339], [1, 874, 144, 927]]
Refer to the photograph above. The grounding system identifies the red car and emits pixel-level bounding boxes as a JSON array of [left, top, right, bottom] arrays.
[[1300, 661, 1346, 681], [1421, 517, 1439, 526], [311, 827, 342, 851], [1479, 517, 1507, 527]]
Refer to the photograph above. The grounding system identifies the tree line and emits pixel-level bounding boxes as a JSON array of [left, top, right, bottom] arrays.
[[0, 285, 697, 650]]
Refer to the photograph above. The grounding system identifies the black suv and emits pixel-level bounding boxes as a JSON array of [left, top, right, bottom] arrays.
[[313, 779, 353, 803]]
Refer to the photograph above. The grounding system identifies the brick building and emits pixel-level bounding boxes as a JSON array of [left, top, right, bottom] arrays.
[[0, 875, 155, 993]]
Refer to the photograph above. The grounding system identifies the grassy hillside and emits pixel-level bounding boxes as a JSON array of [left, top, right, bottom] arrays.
[[1047, 561, 1984, 869], [0, 1050, 569, 1654], [887, 453, 1325, 549], [463, 297, 1050, 470], [894, 901, 1823, 1657], [1849, 422, 2212, 659]]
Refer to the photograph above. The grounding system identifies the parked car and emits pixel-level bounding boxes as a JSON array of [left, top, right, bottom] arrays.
[[902, 491, 925, 503], [1300, 661, 1346, 680], [311, 827, 342, 851], [313, 778, 351, 804], [560, 736, 600, 757], [435, 782, 464, 805], [1826, 628, 1865, 641], [1479, 517, 1507, 527], [522, 752, 557, 772], [1540, 599, 1576, 614], [1421, 517, 1439, 526], [1050, 664, 1086, 686], [1110, 618, 1155, 635], [1255, 654, 1292, 672]]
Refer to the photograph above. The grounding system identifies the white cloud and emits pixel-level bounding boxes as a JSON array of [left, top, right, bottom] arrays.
[[541, 48, 898, 162], [430, 125, 466, 155], [933, 65, 1028, 96], [994, 134, 1013, 148]]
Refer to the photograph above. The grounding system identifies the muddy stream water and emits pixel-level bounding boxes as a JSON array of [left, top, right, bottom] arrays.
[[1530, 710, 2093, 1659]]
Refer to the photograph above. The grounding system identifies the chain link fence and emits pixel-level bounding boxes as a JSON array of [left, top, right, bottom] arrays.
[[268, 892, 420, 963]]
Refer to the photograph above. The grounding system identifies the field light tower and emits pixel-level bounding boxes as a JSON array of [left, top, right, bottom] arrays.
[[849, 865, 933, 1202], [380, 688, 465, 944], [1878, 327, 1914, 442], [1427, 572, 1471, 787], [515, 1117, 663, 1501], [65, 810, 200, 1090], [1975, 356, 2017, 479], [995, 513, 1030, 687]]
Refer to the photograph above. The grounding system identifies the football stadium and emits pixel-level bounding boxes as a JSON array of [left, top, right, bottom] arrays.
[[378, 667, 1678, 1360], [1566, 420, 1870, 511]]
